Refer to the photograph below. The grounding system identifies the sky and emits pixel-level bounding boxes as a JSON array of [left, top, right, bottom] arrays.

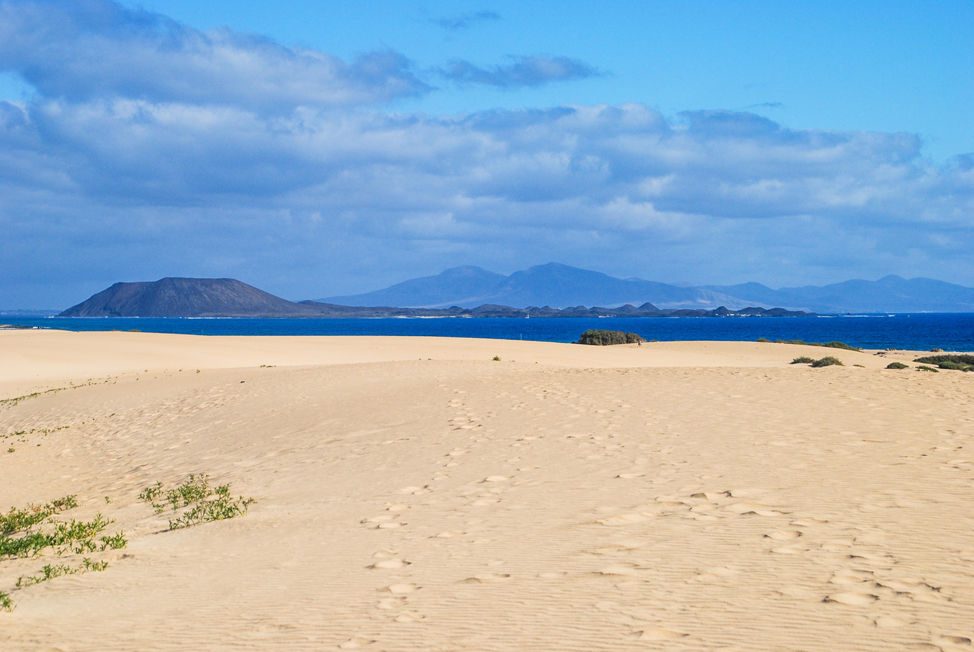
[[1, 0, 973, 308]]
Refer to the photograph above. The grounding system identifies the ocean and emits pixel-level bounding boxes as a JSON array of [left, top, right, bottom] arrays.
[[2, 313, 973, 351]]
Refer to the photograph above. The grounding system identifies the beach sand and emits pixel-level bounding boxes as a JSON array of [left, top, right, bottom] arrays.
[[1, 331, 972, 651]]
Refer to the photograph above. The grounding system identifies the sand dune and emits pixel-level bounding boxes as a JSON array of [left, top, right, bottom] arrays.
[[1, 331, 972, 651]]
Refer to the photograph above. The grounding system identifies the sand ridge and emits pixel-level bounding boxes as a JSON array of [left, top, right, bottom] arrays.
[[1, 332, 972, 651]]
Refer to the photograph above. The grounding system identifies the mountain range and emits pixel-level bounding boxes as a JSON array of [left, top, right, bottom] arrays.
[[323, 263, 974, 313], [59, 278, 811, 319]]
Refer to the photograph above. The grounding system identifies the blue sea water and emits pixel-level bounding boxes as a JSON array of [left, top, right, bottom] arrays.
[[2, 314, 974, 351]]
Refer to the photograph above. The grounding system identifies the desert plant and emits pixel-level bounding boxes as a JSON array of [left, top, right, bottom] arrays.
[[577, 330, 645, 346], [492, 356, 501, 361], [791, 356, 814, 364], [914, 354, 974, 366], [16, 558, 108, 589], [821, 341, 861, 352], [774, 339, 862, 352], [811, 356, 843, 368], [917, 365, 939, 372], [936, 360, 974, 371], [756, 337, 772, 343], [100, 532, 127, 550], [886, 362, 909, 369], [140, 475, 255, 530], [1, 495, 77, 536], [0, 495, 124, 613]]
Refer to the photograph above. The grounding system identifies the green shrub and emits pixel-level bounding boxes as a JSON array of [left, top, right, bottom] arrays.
[[140, 475, 255, 530], [914, 354, 974, 366], [1, 496, 77, 536], [937, 360, 974, 371], [492, 356, 501, 361], [811, 356, 844, 368], [820, 341, 859, 351], [756, 337, 772, 343], [577, 330, 645, 346], [774, 339, 861, 351], [791, 356, 814, 364], [885, 362, 909, 369], [0, 591, 11, 612], [917, 365, 939, 372]]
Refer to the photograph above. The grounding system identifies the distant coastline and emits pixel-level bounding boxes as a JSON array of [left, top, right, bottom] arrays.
[[58, 277, 816, 319]]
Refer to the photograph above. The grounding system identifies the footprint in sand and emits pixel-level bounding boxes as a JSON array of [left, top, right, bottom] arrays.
[[765, 530, 802, 541], [433, 530, 465, 538], [383, 583, 418, 595], [829, 569, 874, 585], [693, 566, 736, 583], [823, 592, 879, 605], [394, 612, 425, 623], [932, 635, 972, 647], [725, 502, 783, 517], [874, 615, 909, 628], [482, 475, 509, 483], [460, 573, 510, 583], [691, 491, 731, 500], [597, 512, 653, 526], [770, 545, 806, 555], [370, 559, 410, 569], [638, 627, 688, 640], [338, 635, 376, 649]]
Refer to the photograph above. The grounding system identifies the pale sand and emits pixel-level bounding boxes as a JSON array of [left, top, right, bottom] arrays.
[[1, 331, 972, 651]]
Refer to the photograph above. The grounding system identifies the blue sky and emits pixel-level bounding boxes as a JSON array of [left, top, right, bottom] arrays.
[[1, 0, 973, 308]]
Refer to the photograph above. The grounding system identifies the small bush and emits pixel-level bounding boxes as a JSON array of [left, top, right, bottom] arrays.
[[791, 356, 814, 364], [1, 496, 77, 536], [914, 354, 974, 366], [492, 356, 501, 361], [937, 360, 974, 371], [140, 475, 255, 530], [756, 337, 772, 343], [100, 532, 127, 550], [774, 339, 862, 351], [577, 330, 645, 346], [821, 341, 861, 352], [917, 365, 939, 372], [811, 356, 844, 368], [0, 591, 12, 612], [886, 362, 909, 369]]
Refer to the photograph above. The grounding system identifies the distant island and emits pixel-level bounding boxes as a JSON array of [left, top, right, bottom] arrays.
[[59, 278, 815, 319], [321, 263, 974, 313]]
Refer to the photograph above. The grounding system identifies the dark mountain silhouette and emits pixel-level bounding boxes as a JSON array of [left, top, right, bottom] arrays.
[[60, 278, 320, 317], [58, 277, 814, 318], [705, 275, 974, 313], [324, 265, 507, 308], [323, 264, 974, 313], [322, 263, 748, 309]]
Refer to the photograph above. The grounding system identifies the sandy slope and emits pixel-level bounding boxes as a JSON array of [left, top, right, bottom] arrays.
[[1, 331, 972, 651]]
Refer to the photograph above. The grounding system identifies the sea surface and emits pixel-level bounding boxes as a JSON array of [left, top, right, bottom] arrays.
[[3, 314, 974, 351]]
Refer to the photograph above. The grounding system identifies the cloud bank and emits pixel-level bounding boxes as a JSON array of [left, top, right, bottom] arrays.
[[1, 0, 973, 307], [0, 0, 430, 110]]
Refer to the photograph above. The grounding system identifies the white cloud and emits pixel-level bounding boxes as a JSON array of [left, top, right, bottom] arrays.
[[0, 0, 429, 110]]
